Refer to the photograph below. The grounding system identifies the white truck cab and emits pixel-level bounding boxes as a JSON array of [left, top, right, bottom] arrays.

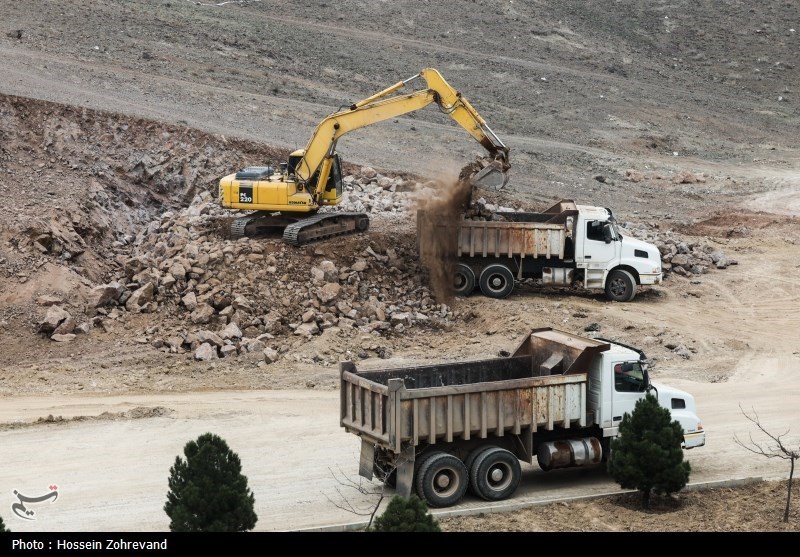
[[573, 204, 663, 302], [590, 338, 706, 450]]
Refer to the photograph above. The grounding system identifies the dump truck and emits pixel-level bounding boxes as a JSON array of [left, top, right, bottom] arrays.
[[340, 327, 704, 508], [417, 199, 663, 301]]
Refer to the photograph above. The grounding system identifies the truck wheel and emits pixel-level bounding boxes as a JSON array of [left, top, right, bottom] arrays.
[[479, 264, 515, 299], [463, 445, 494, 494], [469, 447, 521, 502], [414, 451, 468, 508], [453, 263, 476, 297], [605, 269, 637, 302]]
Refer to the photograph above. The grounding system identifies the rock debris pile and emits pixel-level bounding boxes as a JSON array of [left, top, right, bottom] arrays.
[[1, 95, 737, 363], [31, 169, 735, 366]]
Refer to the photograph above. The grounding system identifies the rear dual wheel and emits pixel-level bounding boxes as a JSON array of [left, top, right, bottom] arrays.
[[453, 263, 476, 297], [414, 451, 468, 508], [468, 447, 521, 502], [479, 264, 515, 299]]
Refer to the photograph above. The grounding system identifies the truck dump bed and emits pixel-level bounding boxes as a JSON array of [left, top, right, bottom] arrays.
[[340, 328, 608, 454], [417, 200, 579, 260]]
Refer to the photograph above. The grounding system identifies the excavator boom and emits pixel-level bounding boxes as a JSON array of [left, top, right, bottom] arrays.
[[295, 68, 510, 191]]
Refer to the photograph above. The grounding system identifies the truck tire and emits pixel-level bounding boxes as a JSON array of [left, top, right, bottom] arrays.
[[463, 445, 495, 494], [469, 447, 521, 502], [414, 451, 469, 508], [479, 264, 515, 299], [605, 269, 637, 302], [453, 263, 476, 297]]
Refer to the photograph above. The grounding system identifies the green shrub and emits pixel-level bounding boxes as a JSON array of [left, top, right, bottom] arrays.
[[608, 393, 691, 508], [371, 494, 441, 532], [164, 432, 257, 532]]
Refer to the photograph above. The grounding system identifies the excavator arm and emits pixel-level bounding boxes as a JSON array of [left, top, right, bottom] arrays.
[[294, 68, 510, 197]]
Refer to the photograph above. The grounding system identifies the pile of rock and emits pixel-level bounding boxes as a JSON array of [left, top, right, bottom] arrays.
[[32, 163, 735, 360], [48, 169, 460, 363]]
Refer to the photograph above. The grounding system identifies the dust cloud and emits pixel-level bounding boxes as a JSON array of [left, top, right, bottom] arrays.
[[412, 164, 476, 303]]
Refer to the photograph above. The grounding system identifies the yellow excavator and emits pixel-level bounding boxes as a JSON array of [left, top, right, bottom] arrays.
[[217, 68, 511, 246]]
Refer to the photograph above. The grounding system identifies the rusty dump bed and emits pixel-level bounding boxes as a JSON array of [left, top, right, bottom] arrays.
[[340, 328, 609, 454], [417, 199, 579, 260]]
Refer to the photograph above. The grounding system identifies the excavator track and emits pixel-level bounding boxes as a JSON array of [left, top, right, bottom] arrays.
[[225, 211, 369, 246], [229, 215, 254, 240], [283, 212, 370, 246]]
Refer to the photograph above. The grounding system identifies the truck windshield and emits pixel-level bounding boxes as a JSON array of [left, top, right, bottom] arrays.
[[614, 361, 646, 393]]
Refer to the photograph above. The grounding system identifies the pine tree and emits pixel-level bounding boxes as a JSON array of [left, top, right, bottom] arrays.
[[371, 495, 441, 532], [608, 393, 691, 508], [0, 514, 8, 532], [164, 432, 257, 532]]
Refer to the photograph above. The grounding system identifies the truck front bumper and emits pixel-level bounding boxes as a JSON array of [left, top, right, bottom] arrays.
[[683, 431, 706, 449], [639, 272, 663, 286]]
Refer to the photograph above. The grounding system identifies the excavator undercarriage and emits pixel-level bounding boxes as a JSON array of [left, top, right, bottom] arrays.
[[227, 210, 370, 246]]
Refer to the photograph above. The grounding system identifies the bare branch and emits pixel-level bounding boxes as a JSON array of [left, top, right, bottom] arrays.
[[736, 404, 800, 461], [735, 404, 800, 523], [323, 461, 392, 527]]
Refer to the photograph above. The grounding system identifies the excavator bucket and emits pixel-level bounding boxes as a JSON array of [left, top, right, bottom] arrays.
[[469, 160, 510, 190]]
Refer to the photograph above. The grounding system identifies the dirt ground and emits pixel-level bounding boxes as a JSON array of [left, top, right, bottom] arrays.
[[1, 0, 799, 532], [439, 479, 799, 532]]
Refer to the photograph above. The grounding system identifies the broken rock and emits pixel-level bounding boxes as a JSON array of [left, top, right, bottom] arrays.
[[38, 305, 70, 333]]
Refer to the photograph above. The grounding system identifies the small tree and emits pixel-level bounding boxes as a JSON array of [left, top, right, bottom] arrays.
[[371, 495, 441, 532], [164, 432, 257, 532], [608, 393, 690, 508], [0, 514, 8, 532], [734, 404, 799, 523]]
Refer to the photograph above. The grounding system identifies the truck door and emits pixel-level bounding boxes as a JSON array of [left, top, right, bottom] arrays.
[[611, 361, 647, 426], [576, 218, 620, 269]]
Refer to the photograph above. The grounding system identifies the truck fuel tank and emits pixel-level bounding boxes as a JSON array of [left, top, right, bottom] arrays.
[[537, 437, 603, 471]]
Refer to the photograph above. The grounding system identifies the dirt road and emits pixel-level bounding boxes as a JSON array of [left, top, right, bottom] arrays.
[[4, 229, 800, 532], [0, 368, 796, 533]]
